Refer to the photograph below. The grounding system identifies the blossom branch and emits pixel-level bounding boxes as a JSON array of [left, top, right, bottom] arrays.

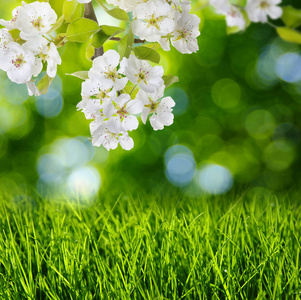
[[109, 37, 146, 44], [84, 2, 104, 59]]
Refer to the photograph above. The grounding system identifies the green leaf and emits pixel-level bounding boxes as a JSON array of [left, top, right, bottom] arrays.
[[118, 35, 128, 59], [227, 25, 242, 35], [106, 8, 129, 21], [276, 27, 301, 44], [86, 43, 95, 61], [142, 43, 161, 50], [9, 29, 21, 41], [163, 75, 179, 88], [124, 24, 134, 59], [133, 46, 160, 64], [91, 25, 125, 48], [282, 6, 301, 28], [66, 18, 100, 43], [66, 71, 89, 80], [229, 0, 247, 7], [37, 75, 54, 95], [47, 15, 64, 34], [102, 25, 125, 35], [95, 0, 129, 21], [63, 0, 83, 23]]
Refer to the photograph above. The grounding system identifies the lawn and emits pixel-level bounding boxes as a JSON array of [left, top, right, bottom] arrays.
[[0, 189, 300, 299]]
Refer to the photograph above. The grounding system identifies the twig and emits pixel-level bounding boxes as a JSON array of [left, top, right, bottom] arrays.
[[84, 3, 104, 59], [110, 37, 146, 44]]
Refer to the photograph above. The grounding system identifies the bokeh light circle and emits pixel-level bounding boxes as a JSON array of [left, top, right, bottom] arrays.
[[35, 75, 63, 118], [276, 53, 301, 83], [245, 109, 275, 140], [35, 95, 63, 118], [52, 138, 92, 168], [66, 166, 101, 197], [197, 164, 233, 195], [165, 145, 196, 187], [263, 140, 296, 171], [37, 153, 65, 184], [212, 78, 241, 109], [164, 87, 188, 116]]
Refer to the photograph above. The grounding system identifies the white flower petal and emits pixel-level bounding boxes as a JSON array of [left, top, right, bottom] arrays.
[[141, 108, 150, 124], [119, 133, 134, 150], [127, 99, 143, 114], [122, 115, 139, 131]]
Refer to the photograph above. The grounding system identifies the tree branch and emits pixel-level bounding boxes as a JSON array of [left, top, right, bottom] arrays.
[[84, 3, 104, 59], [110, 37, 146, 44]]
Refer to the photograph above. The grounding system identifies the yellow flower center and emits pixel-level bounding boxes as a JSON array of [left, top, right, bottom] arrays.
[[31, 17, 44, 30], [260, 1, 269, 9], [12, 54, 25, 68], [146, 99, 159, 112]]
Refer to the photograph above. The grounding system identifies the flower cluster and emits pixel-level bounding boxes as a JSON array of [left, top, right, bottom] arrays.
[[77, 50, 175, 150], [0, 1, 62, 96], [210, 0, 282, 30], [105, 0, 201, 54]]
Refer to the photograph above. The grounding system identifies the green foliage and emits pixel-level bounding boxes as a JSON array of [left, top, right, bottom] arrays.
[[62, 0, 83, 23], [118, 34, 128, 59], [37, 75, 54, 95], [47, 15, 65, 34], [66, 71, 89, 80], [124, 25, 135, 59], [276, 27, 301, 44], [163, 74, 179, 87], [2, 0, 301, 191], [91, 25, 125, 48], [105, 8, 129, 21], [66, 18, 100, 43], [0, 191, 300, 298], [229, 0, 247, 7], [282, 6, 301, 29], [94, 0, 129, 21], [133, 46, 161, 63], [8, 29, 22, 43]]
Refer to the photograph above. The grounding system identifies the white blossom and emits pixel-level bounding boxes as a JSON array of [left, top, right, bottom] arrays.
[[132, 0, 175, 42], [46, 43, 62, 78], [103, 94, 143, 133], [75, 0, 92, 3], [136, 85, 175, 130], [170, 13, 200, 54], [16, 1, 57, 40], [210, 0, 246, 30], [26, 81, 40, 96], [121, 54, 164, 93], [77, 95, 105, 120], [0, 29, 14, 54], [0, 6, 21, 30], [24, 37, 61, 78], [81, 77, 113, 99], [0, 42, 35, 84], [106, 0, 143, 12], [90, 119, 134, 150], [88, 50, 128, 91], [106, 0, 192, 13], [246, 0, 282, 23], [170, 0, 192, 13], [77, 78, 114, 119]]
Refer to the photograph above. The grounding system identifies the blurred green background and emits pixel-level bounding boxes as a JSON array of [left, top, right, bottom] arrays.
[[1, 0, 301, 197]]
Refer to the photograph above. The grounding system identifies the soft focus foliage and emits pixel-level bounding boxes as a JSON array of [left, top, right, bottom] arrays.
[[1, 0, 301, 196]]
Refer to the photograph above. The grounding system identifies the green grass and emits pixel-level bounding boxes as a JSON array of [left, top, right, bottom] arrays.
[[0, 190, 300, 299]]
